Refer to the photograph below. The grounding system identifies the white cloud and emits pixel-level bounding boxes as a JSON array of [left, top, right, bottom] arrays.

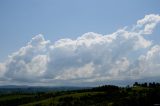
[[0, 63, 5, 77], [137, 45, 160, 77], [108, 57, 130, 77], [55, 62, 95, 80], [133, 14, 160, 34], [0, 14, 160, 85], [4, 34, 49, 82]]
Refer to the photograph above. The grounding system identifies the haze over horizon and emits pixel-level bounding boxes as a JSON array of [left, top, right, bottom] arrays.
[[0, 0, 160, 86]]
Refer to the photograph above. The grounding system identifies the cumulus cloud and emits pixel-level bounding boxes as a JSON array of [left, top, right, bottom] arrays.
[[133, 14, 160, 34], [4, 34, 50, 82], [0, 14, 160, 86], [137, 45, 160, 76], [0, 63, 5, 77], [55, 62, 95, 80]]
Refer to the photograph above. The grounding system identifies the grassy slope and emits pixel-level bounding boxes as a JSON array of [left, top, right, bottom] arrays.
[[20, 92, 105, 106]]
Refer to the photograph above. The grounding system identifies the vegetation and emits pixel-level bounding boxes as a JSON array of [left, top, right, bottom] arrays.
[[0, 82, 160, 106]]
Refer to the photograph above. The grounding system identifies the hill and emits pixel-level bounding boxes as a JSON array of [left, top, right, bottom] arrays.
[[0, 82, 160, 106]]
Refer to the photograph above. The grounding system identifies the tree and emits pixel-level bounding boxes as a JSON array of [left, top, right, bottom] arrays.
[[133, 82, 139, 87]]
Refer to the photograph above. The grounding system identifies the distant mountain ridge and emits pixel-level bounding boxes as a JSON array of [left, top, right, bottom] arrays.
[[0, 85, 91, 94]]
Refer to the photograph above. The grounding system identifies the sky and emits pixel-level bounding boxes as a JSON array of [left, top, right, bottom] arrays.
[[0, 0, 160, 86]]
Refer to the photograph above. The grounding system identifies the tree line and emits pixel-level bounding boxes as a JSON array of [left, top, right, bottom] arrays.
[[133, 82, 160, 88]]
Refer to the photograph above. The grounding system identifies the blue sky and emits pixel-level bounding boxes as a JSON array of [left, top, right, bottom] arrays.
[[0, 0, 160, 62], [0, 0, 160, 86]]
